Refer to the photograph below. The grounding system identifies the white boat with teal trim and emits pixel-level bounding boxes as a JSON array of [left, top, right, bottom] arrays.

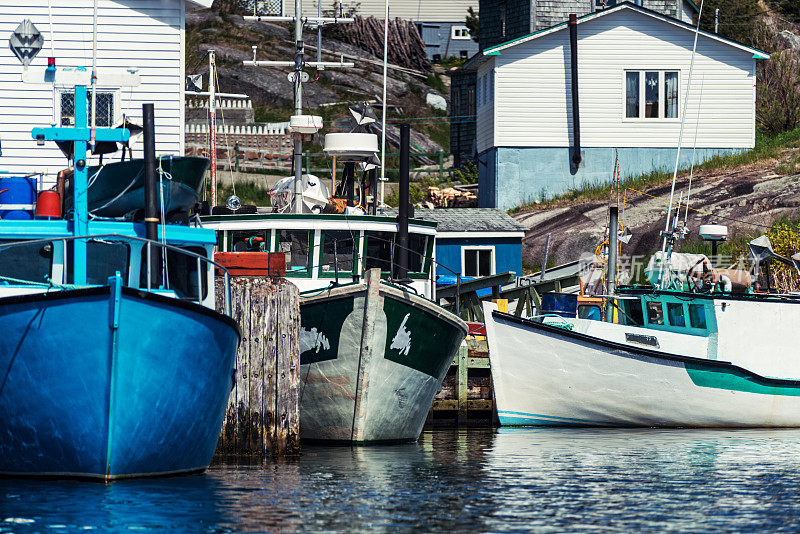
[[485, 285, 800, 427]]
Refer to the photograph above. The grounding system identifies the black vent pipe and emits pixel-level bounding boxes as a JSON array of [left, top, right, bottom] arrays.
[[568, 13, 581, 166], [396, 124, 410, 281], [142, 103, 160, 283]]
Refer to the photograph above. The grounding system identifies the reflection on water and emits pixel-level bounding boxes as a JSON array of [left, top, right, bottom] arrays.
[[4, 428, 800, 532]]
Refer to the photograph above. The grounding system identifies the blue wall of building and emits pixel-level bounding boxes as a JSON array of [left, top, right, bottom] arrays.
[[418, 22, 479, 61], [478, 146, 746, 210], [435, 237, 523, 285]]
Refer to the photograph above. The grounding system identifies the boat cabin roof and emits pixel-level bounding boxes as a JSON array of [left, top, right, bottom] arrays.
[[199, 213, 437, 234]]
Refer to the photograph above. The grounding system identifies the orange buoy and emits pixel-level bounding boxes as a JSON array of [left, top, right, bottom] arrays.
[[35, 190, 61, 218]]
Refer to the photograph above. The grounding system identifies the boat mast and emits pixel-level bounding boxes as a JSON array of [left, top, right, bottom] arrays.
[[209, 50, 217, 207], [379, 0, 389, 212], [244, 5, 353, 213], [657, 0, 704, 288]]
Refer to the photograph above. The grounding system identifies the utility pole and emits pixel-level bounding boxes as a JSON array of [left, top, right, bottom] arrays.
[[244, 5, 354, 214]]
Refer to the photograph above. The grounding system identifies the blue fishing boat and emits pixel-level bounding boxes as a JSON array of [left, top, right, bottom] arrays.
[[0, 82, 239, 480]]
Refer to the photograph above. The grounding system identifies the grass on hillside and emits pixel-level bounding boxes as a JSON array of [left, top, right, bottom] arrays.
[[508, 127, 800, 214], [218, 180, 273, 207]]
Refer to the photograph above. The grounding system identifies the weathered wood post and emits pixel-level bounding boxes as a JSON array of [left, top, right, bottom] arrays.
[[214, 253, 300, 457]]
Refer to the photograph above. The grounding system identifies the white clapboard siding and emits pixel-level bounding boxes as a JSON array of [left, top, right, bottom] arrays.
[[285, 0, 476, 22], [0, 0, 186, 179], [482, 8, 757, 151]]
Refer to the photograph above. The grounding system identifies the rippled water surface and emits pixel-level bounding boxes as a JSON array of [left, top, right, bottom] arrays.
[[4, 428, 800, 532]]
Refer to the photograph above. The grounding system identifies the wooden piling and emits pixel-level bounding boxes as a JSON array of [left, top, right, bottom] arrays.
[[214, 276, 300, 457]]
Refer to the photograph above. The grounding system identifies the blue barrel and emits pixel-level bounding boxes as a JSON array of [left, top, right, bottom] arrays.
[[0, 177, 37, 220], [541, 292, 578, 318]]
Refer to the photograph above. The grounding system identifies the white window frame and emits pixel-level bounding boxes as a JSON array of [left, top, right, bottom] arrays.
[[461, 246, 495, 278], [622, 70, 680, 122], [57, 88, 120, 127], [451, 25, 471, 40]]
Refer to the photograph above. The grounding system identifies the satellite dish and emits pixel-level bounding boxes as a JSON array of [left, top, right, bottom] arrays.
[[226, 195, 242, 211]]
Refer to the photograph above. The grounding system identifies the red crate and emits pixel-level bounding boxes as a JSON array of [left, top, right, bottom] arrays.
[[215, 252, 286, 277]]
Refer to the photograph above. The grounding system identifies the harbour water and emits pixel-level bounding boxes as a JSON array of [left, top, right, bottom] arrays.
[[3, 428, 800, 532]]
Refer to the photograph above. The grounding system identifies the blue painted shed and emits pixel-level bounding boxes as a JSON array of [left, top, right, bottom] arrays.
[[411, 208, 525, 285]]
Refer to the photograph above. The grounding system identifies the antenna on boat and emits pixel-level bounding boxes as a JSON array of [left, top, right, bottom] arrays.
[[658, 0, 705, 288], [243, 2, 354, 214], [209, 50, 217, 207], [379, 0, 390, 213]]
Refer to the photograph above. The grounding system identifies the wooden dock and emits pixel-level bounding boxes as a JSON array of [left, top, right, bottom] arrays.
[[426, 336, 496, 427], [214, 267, 300, 458]]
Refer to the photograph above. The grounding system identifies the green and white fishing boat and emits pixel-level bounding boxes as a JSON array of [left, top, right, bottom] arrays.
[[200, 125, 467, 443]]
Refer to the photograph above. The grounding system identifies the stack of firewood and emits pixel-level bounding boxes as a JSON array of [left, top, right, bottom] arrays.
[[427, 186, 478, 208], [334, 16, 431, 72]]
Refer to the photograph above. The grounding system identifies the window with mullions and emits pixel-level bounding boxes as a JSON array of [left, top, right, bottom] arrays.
[[68, 240, 129, 285], [463, 247, 493, 278], [321, 231, 355, 274], [625, 70, 679, 120], [60, 90, 115, 127], [277, 230, 310, 273], [0, 240, 53, 284]]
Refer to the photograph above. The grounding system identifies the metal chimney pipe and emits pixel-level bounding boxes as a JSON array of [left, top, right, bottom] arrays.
[[606, 206, 619, 322], [396, 124, 410, 281], [568, 13, 581, 166], [143, 103, 160, 284]]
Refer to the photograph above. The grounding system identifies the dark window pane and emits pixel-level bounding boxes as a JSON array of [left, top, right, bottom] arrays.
[[232, 230, 268, 252], [365, 231, 393, 272], [464, 249, 477, 277], [67, 240, 129, 285], [664, 71, 678, 118], [644, 71, 659, 118], [278, 230, 310, 272], [667, 302, 685, 327], [139, 246, 208, 300], [646, 301, 664, 325], [624, 299, 644, 326], [0, 240, 52, 284], [625, 72, 639, 118], [407, 233, 428, 273], [321, 230, 355, 274], [689, 303, 707, 329], [478, 249, 492, 276], [61, 91, 114, 127]]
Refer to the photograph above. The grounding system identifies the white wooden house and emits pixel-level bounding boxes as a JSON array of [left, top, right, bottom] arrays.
[[473, 2, 769, 209], [0, 0, 211, 179]]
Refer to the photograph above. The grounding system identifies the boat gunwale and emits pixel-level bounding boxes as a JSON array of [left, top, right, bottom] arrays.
[[0, 285, 240, 338], [618, 286, 800, 304], [492, 310, 800, 388]]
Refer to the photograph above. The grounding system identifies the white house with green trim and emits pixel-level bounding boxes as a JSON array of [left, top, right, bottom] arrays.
[[474, 2, 769, 210]]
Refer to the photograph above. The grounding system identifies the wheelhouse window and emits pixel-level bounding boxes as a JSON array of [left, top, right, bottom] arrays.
[[232, 230, 268, 252], [277, 230, 310, 274], [646, 301, 664, 325], [625, 70, 679, 120], [689, 303, 707, 329], [0, 240, 53, 284], [407, 233, 429, 273], [365, 231, 393, 272], [321, 230, 355, 274], [68, 240, 130, 285], [463, 247, 493, 278], [138, 245, 207, 300], [667, 302, 685, 327]]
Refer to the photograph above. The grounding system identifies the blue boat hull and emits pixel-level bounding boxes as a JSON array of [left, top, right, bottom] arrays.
[[0, 286, 239, 480]]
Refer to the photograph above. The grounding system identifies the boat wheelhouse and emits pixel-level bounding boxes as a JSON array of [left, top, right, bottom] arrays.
[[200, 212, 439, 298]]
